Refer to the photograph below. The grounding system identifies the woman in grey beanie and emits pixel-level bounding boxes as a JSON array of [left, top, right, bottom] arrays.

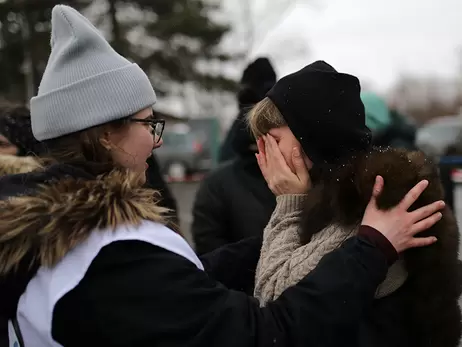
[[0, 5, 445, 347]]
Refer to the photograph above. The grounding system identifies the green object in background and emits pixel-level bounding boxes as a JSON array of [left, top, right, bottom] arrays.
[[361, 92, 391, 133]]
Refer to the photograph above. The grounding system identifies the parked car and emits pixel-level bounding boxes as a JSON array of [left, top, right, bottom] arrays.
[[415, 115, 462, 159], [155, 125, 213, 180]]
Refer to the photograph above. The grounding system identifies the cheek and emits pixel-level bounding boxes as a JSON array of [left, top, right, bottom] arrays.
[[277, 141, 294, 166], [111, 129, 154, 169]]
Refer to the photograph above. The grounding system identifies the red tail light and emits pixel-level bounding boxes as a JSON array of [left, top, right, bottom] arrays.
[[193, 141, 203, 153]]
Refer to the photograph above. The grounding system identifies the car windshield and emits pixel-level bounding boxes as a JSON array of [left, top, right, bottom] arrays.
[[161, 133, 191, 149]]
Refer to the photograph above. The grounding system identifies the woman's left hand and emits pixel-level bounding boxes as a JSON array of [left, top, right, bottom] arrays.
[[255, 134, 311, 196], [361, 176, 443, 253]]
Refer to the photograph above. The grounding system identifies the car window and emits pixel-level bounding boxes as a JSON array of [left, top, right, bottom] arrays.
[[161, 133, 193, 150], [427, 122, 462, 140]]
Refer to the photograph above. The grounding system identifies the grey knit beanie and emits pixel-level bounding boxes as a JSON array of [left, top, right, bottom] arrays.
[[30, 5, 157, 141]]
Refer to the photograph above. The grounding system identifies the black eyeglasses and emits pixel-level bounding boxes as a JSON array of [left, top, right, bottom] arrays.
[[130, 118, 165, 143]]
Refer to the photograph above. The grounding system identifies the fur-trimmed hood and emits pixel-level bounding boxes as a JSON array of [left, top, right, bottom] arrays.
[[0, 169, 168, 276], [301, 147, 462, 347], [0, 154, 41, 177]]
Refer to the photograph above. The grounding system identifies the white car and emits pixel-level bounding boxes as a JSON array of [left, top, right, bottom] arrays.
[[415, 115, 462, 158]]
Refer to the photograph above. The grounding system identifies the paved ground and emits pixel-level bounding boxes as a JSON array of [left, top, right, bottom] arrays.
[[168, 181, 200, 248]]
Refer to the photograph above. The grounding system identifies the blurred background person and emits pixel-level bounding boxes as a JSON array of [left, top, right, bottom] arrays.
[[0, 102, 43, 177], [361, 92, 416, 150], [0, 102, 44, 157], [192, 57, 277, 255]]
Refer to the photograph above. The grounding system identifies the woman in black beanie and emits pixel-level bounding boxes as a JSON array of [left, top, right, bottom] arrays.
[[249, 61, 461, 347]]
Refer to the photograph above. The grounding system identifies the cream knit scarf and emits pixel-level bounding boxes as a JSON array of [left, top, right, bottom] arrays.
[[258, 224, 408, 304]]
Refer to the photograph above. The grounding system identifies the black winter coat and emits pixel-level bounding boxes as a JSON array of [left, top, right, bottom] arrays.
[[192, 154, 275, 255], [193, 107, 276, 255], [0, 163, 397, 347]]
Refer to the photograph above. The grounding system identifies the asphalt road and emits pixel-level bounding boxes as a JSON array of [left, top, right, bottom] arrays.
[[168, 181, 200, 248]]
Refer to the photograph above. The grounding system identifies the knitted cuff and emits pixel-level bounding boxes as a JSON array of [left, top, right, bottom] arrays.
[[275, 194, 308, 215]]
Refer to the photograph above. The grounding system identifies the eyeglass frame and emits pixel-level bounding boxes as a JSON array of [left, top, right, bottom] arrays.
[[129, 118, 165, 143]]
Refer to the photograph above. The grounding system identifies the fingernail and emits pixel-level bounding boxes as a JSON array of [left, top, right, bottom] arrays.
[[438, 212, 443, 219], [375, 176, 380, 184], [439, 201, 446, 207], [293, 147, 300, 157]]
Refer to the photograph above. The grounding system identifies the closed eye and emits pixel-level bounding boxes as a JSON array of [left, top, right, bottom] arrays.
[[271, 136, 280, 143]]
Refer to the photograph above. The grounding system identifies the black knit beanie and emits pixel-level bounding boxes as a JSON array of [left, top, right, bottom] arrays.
[[266, 60, 371, 165], [238, 57, 277, 107]]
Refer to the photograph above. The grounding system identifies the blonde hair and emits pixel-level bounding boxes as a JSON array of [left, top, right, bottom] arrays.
[[247, 97, 286, 138]]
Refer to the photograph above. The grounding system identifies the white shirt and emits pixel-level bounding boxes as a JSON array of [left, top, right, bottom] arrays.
[[8, 220, 202, 347]]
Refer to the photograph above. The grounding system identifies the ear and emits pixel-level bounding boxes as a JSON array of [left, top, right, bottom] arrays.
[[99, 131, 112, 151]]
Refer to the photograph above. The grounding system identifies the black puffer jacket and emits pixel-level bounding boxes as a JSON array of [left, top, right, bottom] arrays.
[[192, 145, 276, 255]]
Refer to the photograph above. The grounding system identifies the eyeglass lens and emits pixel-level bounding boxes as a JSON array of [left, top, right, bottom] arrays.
[[153, 122, 164, 142]]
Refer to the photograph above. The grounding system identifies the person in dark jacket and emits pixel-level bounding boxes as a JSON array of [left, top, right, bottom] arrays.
[[192, 58, 276, 255], [361, 92, 416, 150], [248, 60, 460, 346], [218, 58, 277, 163], [0, 6, 445, 347]]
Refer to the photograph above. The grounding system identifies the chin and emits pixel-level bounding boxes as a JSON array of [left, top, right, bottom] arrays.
[[126, 166, 147, 186], [134, 171, 147, 186]]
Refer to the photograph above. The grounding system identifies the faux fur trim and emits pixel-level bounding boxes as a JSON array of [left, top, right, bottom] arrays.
[[0, 170, 168, 274], [300, 147, 462, 346], [0, 154, 41, 176]]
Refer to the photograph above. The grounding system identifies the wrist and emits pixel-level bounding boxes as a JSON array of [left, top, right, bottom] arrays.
[[358, 225, 398, 266], [275, 194, 308, 214]]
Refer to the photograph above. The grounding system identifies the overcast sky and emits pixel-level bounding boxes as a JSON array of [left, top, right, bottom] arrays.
[[227, 0, 462, 93]]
